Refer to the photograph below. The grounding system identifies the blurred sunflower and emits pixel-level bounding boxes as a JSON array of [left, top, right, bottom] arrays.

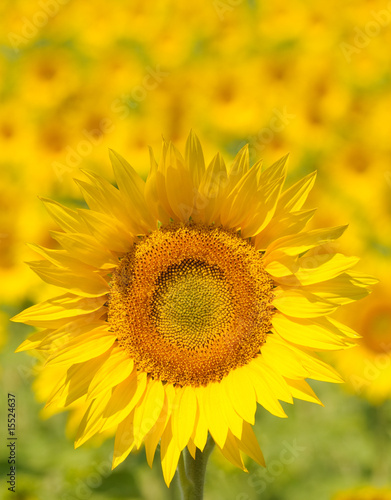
[[13, 132, 373, 486], [333, 274, 391, 404], [333, 485, 391, 500]]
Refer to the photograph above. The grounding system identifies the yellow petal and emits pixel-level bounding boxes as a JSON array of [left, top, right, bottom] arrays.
[[43, 367, 70, 409], [133, 381, 165, 448], [47, 327, 116, 365], [296, 254, 360, 285], [303, 274, 371, 305], [15, 329, 50, 352], [261, 334, 309, 379], [285, 378, 323, 405], [192, 393, 209, 452], [220, 159, 264, 228], [264, 254, 299, 278], [217, 430, 247, 471], [240, 176, 284, 238], [11, 293, 106, 328], [272, 314, 354, 350], [76, 171, 123, 214], [144, 384, 175, 468], [109, 149, 155, 230], [195, 152, 227, 224], [223, 368, 257, 424], [273, 289, 338, 318], [100, 371, 147, 433], [264, 225, 348, 261], [61, 353, 109, 407], [347, 271, 379, 287], [187, 439, 197, 459], [78, 209, 134, 254], [221, 163, 260, 228], [75, 390, 112, 447], [51, 231, 118, 270], [251, 355, 293, 405], [197, 384, 228, 448], [210, 381, 243, 439], [255, 209, 316, 251], [160, 418, 181, 487], [172, 386, 197, 451], [275, 171, 317, 214], [40, 197, 89, 233], [88, 347, 134, 400], [286, 344, 343, 382], [185, 130, 205, 188], [27, 243, 93, 274], [246, 362, 289, 417], [227, 144, 249, 183], [77, 169, 139, 230], [327, 317, 360, 339], [165, 143, 195, 221], [37, 314, 106, 350], [155, 140, 178, 220], [28, 260, 109, 297], [256, 154, 288, 185], [236, 421, 265, 467], [207, 144, 249, 223], [112, 411, 136, 469], [145, 146, 171, 225], [240, 155, 288, 238]]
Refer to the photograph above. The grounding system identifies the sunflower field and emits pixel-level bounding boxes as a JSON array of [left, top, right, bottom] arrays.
[[1, 1, 391, 499]]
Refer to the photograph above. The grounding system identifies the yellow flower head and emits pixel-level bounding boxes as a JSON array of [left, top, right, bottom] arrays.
[[13, 132, 374, 486]]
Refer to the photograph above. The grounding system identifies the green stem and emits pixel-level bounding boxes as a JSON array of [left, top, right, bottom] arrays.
[[177, 452, 193, 498], [177, 436, 215, 500]]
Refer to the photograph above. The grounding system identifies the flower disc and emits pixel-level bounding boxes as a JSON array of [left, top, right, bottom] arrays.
[[109, 223, 275, 386]]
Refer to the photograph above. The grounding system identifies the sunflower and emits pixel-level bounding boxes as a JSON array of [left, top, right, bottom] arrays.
[[13, 132, 373, 486], [333, 486, 391, 500], [333, 276, 390, 404]]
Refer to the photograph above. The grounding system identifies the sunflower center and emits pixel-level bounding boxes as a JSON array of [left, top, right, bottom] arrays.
[[151, 259, 232, 350], [109, 223, 275, 387]]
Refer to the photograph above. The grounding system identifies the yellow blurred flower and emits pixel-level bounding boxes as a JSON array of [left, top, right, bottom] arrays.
[[334, 271, 391, 404], [333, 485, 391, 500], [17, 46, 82, 109]]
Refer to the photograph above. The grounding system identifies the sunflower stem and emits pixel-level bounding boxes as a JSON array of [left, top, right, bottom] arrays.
[[177, 452, 193, 498], [177, 436, 215, 500]]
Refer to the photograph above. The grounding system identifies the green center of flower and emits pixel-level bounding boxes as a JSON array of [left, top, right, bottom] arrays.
[[151, 259, 232, 350]]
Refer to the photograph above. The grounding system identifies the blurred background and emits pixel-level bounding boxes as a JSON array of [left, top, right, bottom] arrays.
[[1, 0, 391, 498]]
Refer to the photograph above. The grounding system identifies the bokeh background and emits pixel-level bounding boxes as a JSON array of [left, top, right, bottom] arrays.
[[1, 0, 391, 499]]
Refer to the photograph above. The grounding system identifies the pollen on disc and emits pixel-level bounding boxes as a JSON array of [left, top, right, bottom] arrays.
[[108, 222, 275, 387]]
